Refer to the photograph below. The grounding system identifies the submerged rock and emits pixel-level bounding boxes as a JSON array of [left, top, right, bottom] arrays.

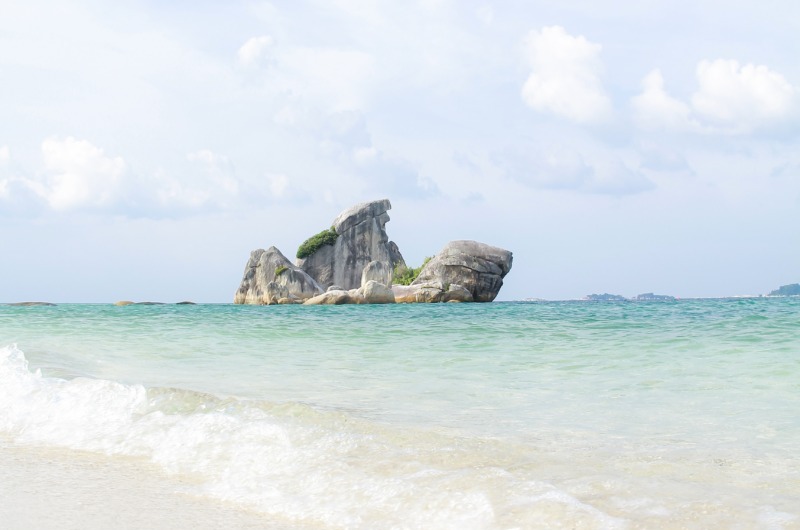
[[297, 199, 406, 291], [234, 246, 323, 305]]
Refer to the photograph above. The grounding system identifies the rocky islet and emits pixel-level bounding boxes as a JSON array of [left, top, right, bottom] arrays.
[[234, 199, 513, 305]]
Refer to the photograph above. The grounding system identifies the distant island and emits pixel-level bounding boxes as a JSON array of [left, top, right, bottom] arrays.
[[584, 293, 628, 301], [769, 283, 800, 296], [581, 292, 676, 302], [633, 293, 676, 301]]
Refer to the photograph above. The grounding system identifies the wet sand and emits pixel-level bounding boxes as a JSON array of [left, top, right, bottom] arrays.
[[0, 442, 308, 530]]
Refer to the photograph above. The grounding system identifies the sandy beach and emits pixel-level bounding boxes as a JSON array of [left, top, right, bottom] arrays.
[[0, 441, 306, 530]]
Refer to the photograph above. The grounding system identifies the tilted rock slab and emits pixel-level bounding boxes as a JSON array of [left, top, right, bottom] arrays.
[[297, 199, 405, 291], [410, 240, 513, 302], [234, 246, 323, 305]]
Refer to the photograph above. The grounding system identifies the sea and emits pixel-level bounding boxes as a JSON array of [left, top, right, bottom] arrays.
[[1, 298, 798, 529]]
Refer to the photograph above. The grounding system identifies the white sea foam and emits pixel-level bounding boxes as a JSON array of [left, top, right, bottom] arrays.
[[2, 344, 613, 529]]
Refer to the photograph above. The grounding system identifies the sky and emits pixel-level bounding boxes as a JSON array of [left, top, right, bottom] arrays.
[[1, 0, 799, 302]]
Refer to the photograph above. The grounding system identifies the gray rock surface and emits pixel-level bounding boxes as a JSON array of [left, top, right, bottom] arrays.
[[442, 283, 473, 303], [234, 246, 323, 305], [361, 261, 393, 287], [264, 281, 289, 303], [392, 283, 445, 303], [297, 199, 405, 290], [411, 240, 513, 302]]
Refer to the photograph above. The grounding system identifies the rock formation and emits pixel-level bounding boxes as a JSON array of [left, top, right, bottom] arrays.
[[234, 200, 513, 305], [234, 247, 323, 305], [401, 240, 513, 303], [296, 199, 405, 291]]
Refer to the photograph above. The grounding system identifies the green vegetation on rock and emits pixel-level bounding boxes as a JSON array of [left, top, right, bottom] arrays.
[[274, 265, 288, 277], [393, 257, 432, 286], [296, 227, 339, 259]]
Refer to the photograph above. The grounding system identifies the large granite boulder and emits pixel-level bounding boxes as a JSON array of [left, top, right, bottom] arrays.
[[296, 199, 406, 291], [304, 280, 396, 305], [410, 240, 512, 302], [360, 280, 395, 303], [391, 282, 473, 303], [234, 246, 323, 304]]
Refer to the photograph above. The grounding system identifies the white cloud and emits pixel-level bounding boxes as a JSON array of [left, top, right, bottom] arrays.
[[521, 26, 612, 123], [237, 35, 273, 67], [638, 143, 693, 173], [352, 146, 378, 165], [153, 149, 240, 209], [496, 146, 653, 195], [33, 137, 126, 211], [348, 144, 439, 199], [278, 47, 375, 112], [586, 159, 654, 195], [631, 69, 695, 131], [236, 34, 374, 113], [691, 59, 797, 132], [499, 147, 592, 190], [0, 146, 10, 200], [632, 60, 798, 134], [476, 5, 494, 25], [267, 173, 290, 198]]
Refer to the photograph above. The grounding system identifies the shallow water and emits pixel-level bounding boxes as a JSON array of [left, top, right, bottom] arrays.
[[1, 299, 798, 528]]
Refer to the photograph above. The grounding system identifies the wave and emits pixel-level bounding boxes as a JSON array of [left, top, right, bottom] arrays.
[[0, 344, 626, 529]]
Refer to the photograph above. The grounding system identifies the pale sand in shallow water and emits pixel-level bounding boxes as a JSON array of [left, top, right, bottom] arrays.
[[0, 442, 313, 530]]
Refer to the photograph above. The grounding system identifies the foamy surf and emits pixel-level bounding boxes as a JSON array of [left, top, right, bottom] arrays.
[[1, 344, 622, 529]]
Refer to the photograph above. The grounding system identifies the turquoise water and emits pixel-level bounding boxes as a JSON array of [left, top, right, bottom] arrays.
[[1, 299, 799, 528]]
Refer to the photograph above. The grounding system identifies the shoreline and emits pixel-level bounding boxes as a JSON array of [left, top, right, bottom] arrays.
[[0, 441, 311, 530]]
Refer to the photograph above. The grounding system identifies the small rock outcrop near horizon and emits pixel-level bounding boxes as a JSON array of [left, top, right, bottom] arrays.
[[234, 199, 513, 305]]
